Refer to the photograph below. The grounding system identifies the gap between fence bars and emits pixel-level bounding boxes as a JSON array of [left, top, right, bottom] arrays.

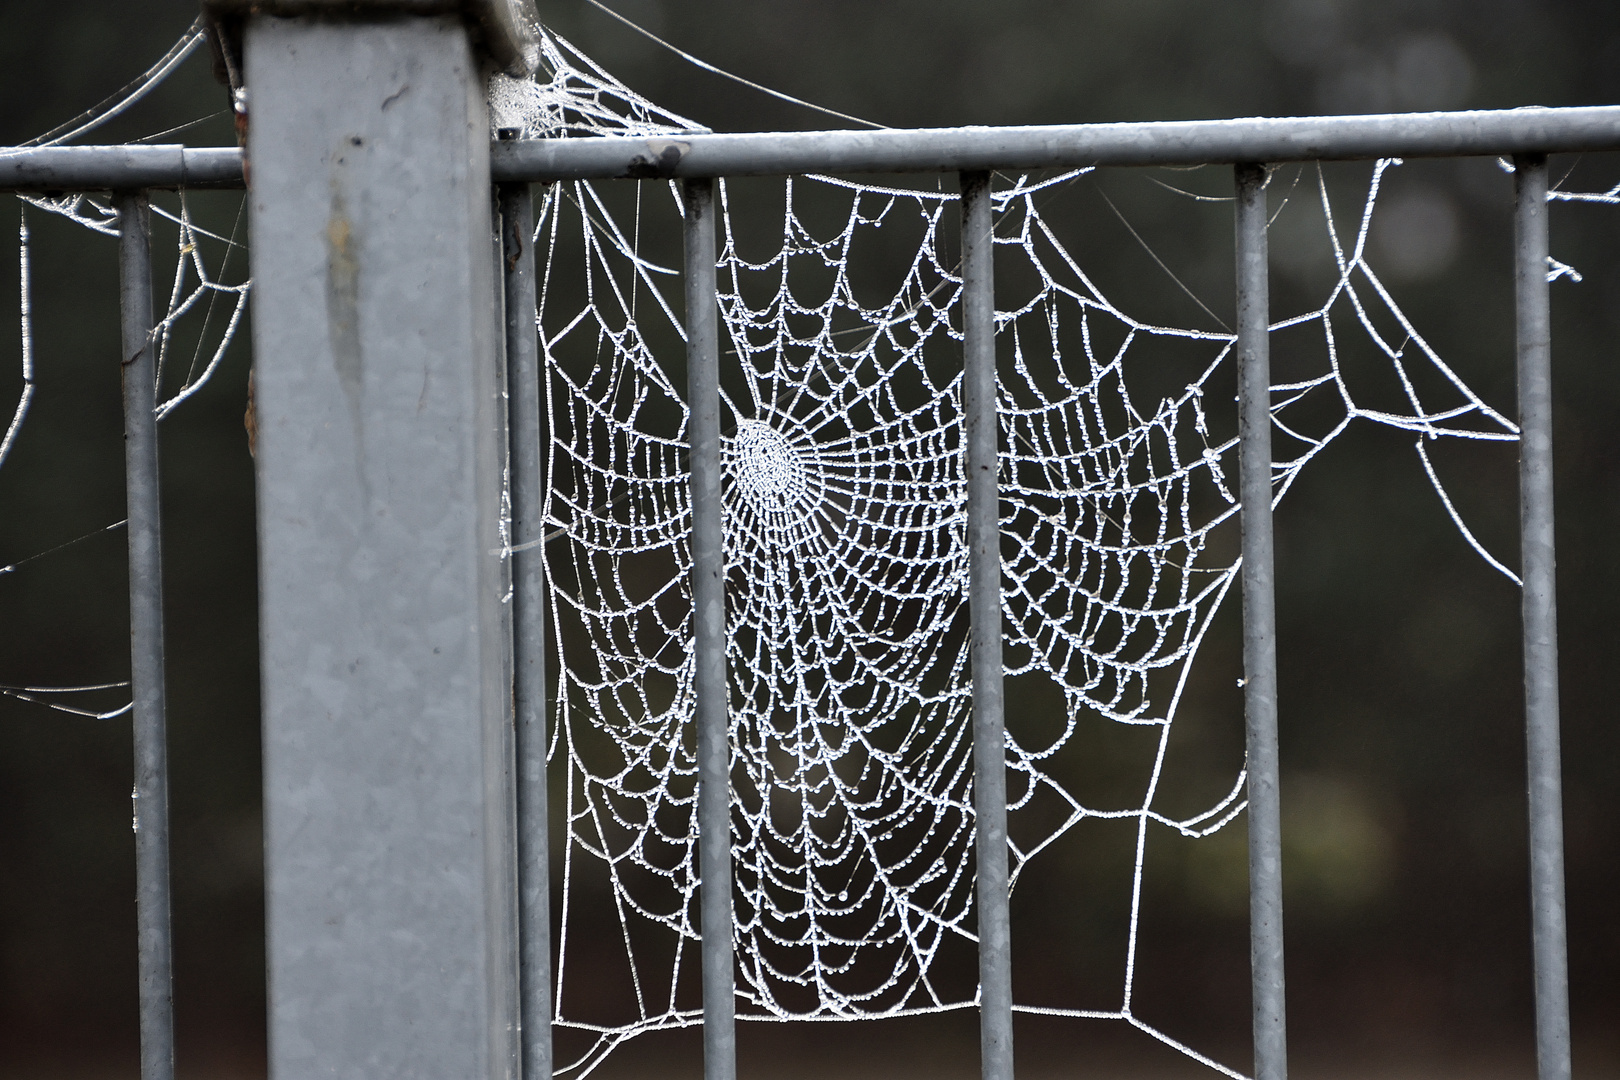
[[13, 106, 1582, 1080]]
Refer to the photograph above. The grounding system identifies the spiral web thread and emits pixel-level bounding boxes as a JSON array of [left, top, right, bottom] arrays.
[[499, 39, 1541, 1080]]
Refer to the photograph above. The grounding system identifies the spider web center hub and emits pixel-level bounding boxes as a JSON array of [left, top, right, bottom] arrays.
[[731, 418, 811, 516]]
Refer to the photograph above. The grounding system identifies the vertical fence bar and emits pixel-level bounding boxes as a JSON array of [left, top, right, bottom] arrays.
[[1234, 163, 1287, 1080], [1513, 152, 1573, 1080], [961, 169, 1015, 1080], [500, 179, 554, 1080], [116, 189, 175, 1080], [683, 177, 736, 1080]]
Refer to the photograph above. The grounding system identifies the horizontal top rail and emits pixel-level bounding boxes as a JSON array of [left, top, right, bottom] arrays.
[[3, 104, 1619, 191], [0, 145, 243, 193], [493, 105, 1620, 180]]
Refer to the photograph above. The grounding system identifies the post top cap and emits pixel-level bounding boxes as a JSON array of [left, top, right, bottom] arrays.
[[202, 0, 542, 76]]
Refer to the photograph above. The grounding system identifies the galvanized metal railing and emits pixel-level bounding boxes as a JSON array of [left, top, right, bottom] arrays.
[[1234, 162, 1288, 1080], [116, 190, 177, 1080], [498, 175, 555, 1080], [1, 102, 1598, 1080]]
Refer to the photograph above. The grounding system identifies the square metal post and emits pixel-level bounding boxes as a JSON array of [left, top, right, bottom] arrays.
[[245, 17, 518, 1078]]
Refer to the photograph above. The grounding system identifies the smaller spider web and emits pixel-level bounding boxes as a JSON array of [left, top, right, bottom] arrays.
[[5, 23, 251, 719]]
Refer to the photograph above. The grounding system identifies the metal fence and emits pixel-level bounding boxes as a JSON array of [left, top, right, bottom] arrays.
[[2, 101, 1607, 1080]]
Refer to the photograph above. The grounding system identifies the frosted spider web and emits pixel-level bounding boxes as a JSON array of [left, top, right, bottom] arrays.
[[489, 35, 1552, 1080], [2, 18, 251, 720]]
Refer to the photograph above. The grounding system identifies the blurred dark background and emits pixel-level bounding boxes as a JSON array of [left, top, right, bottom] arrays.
[[1, 1, 1616, 1077]]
